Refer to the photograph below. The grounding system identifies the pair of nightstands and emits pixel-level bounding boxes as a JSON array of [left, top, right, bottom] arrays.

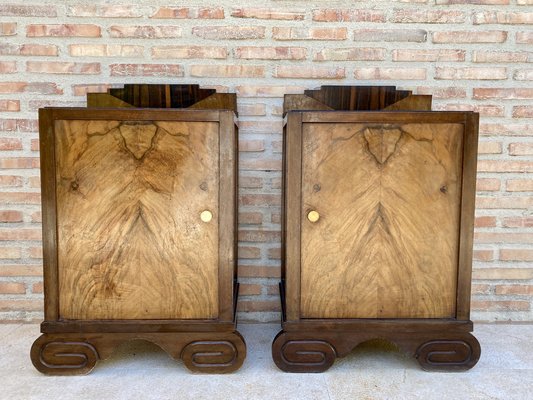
[[31, 85, 480, 375]]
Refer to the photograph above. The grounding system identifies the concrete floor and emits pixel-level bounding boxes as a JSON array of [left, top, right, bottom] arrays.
[[1, 324, 532, 400]]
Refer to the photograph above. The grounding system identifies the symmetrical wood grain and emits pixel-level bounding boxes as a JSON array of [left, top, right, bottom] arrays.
[[55, 119, 220, 320], [300, 122, 464, 318]]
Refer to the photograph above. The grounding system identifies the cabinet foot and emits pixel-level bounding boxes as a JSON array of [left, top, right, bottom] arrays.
[[31, 330, 246, 375], [415, 333, 481, 372]]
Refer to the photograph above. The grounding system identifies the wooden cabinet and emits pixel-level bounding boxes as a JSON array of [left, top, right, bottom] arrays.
[[272, 86, 481, 372], [31, 85, 245, 375]]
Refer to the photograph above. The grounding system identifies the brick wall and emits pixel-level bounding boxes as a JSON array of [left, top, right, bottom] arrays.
[[0, 0, 531, 323]]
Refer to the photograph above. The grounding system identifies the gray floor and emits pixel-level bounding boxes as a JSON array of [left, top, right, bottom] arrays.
[[1, 323, 532, 400]]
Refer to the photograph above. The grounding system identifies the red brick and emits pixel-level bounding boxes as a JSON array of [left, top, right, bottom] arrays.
[[67, 5, 144, 18], [0, 4, 56, 17], [237, 301, 280, 312], [0, 138, 22, 150], [275, 66, 345, 79], [433, 30, 507, 43], [240, 159, 282, 171], [475, 216, 497, 228], [0, 61, 16, 74], [0, 43, 58, 56], [152, 46, 227, 59], [500, 249, 533, 261], [478, 142, 502, 154], [193, 26, 265, 40], [517, 0, 533, 4], [72, 84, 114, 96], [0, 265, 42, 277], [27, 61, 100, 74], [235, 46, 307, 60], [0, 282, 25, 294], [28, 100, 84, 111], [268, 248, 281, 260], [0, 193, 41, 204], [239, 284, 262, 296], [28, 176, 40, 188], [238, 265, 281, 278], [354, 29, 427, 43], [240, 194, 281, 207], [477, 178, 501, 191], [355, 68, 426, 80], [30, 139, 39, 152], [232, 8, 304, 20], [509, 143, 533, 155], [31, 211, 41, 223], [238, 230, 281, 242], [312, 9, 385, 22], [392, 10, 466, 24], [238, 246, 261, 259], [239, 177, 263, 189], [513, 106, 533, 118], [392, 49, 465, 62], [473, 51, 530, 63], [472, 284, 491, 296], [495, 285, 533, 295], [0, 210, 22, 222], [236, 85, 305, 97], [514, 70, 533, 81], [502, 217, 533, 228], [0, 100, 19, 112], [32, 282, 43, 294], [0, 82, 61, 94], [471, 301, 529, 311], [0, 247, 21, 259], [0, 22, 16, 36], [479, 123, 533, 136], [416, 87, 467, 99], [473, 11, 533, 25], [191, 65, 264, 78], [506, 179, 533, 192], [0, 300, 42, 312], [435, 67, 507, 80], [151, 7, 224, 19], [473, 249, 494, 262], [474, 88, 533, 100], [271, 212, 281, 223], [238, 104, 266, 117], [27, 24, 101, 37], [476, 196, 533, 209], [0, 158, 39, 169], [314, 47, 385, 61], [110, 64, 183, 77], [69, 44, 143, 58], [238, 211, 263, 224], [0, 229, 42, 240], [109, 25, 182, 38], [273, 27, 347, 41], [516, 31, 533, 44], [29, 247, 42, 259], [433, 104, 504, 117], [436, 0, 509, 4], [239, 140, 265, 152], [474, 232, 533, 244]]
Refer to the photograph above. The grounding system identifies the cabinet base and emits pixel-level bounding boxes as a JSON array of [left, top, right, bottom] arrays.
[[31, 330, 246, 375], [272, 321, 480, 373]]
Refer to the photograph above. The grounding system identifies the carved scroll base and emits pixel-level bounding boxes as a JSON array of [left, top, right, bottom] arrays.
[[31, 330, 246, 375], [272, 323, 480, 373]]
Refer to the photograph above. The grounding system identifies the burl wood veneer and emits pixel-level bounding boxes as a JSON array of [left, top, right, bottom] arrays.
[[31, 85, 245, 375], [273, 86, 480, 373]]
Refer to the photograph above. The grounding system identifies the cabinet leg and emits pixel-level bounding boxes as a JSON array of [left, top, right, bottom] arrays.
[[181, 331, 246, 374], [272, 331, 337, 373], [30, 334, 99, 375], [415, 333, 481, 372]]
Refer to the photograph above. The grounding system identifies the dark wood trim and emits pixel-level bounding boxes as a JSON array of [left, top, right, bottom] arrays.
[[285, 112, 303, 321], [39, 109, 59, 321], [456, 112, 479, 320], [301, 111, 473, 124], [41, 320, 236, 334], [218, 110, 237, 322]]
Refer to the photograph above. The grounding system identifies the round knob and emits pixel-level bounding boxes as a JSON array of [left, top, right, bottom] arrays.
[[200, 210, 213, 223], [307, 210, 320, 223]]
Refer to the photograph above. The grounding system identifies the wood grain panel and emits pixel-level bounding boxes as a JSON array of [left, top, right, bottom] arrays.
[[301, 122, 464, 318], [55, 119, 219, 320]]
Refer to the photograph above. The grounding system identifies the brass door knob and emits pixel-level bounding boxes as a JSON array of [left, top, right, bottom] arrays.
[[307, 210, 320, 223], [200, 210, 213, 223]]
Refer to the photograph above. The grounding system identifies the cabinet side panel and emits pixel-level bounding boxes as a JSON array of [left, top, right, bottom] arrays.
[[55, 119, 219, 319], [301, 121, 464, 319]]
